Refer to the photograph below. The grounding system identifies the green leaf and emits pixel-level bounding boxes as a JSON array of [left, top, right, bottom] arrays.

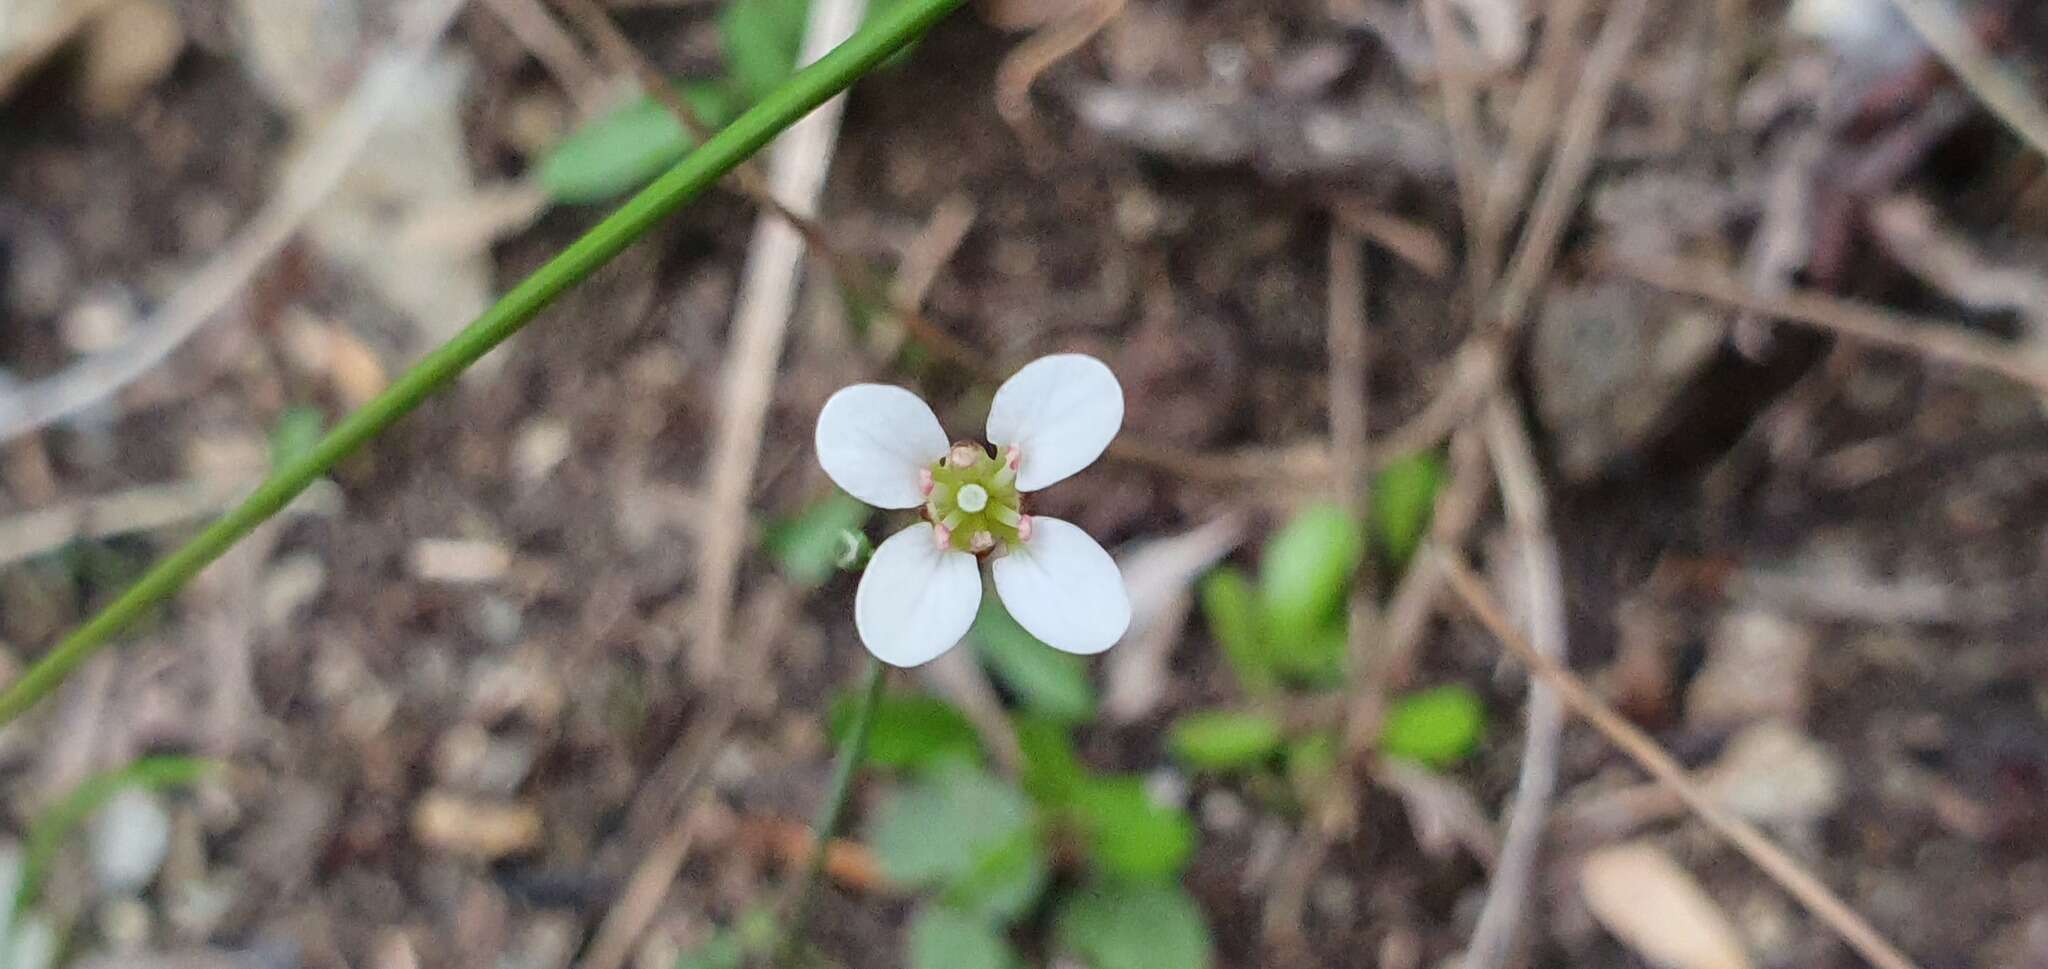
[[537, 85, 735, 203], [941, 828, 1048, 924], [908, 906, 1022, 969], [970, 598, 1095, 722], [269, 406, 325, 471], [1370, 450, 1446, 571], [1198, 567, 1273, 692], [764, 491, 874, 588], [871, 761, 1047, 923], [829, 691, 981, 771], [1380, 685, 1485, 768], [19, 756, 212, 914], [1015, 716, 1086, 807], [1257, 504, 1361, 676], [1054, 880, 1214, 969], [720, 0, 810, 104], [1070, 777, 1195, 881], [1167, 710, 1284, 773]]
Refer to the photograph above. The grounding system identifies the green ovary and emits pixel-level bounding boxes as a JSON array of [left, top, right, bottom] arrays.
[[926, 444, 1024, 553]]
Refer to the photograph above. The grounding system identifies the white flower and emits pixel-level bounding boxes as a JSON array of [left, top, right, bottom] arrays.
[[815, 354, 1131, 667]]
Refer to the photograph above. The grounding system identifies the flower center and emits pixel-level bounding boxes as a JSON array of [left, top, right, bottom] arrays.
[[923, 442, 1026, 555], [955, 483, 989, 513]]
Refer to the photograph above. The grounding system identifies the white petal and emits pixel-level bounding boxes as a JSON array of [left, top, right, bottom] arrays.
[[991, 517, 1129, 655], [985, 354, 1123, 492], [856, 524, 983, 667], [816, 384, 951, 509]]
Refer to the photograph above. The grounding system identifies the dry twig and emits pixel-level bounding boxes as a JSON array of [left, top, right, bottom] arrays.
[[1262, 224, 1378, 956], [1418, 0, 1498, 298], [1477, 0, 1593, 279], [1437, 555, 1927, 969], [1610, 253, 2048, 397], [0, 0, 470, 444], [1885, 0, 2048, 160], [482, 0, 611, 114], [689, 0, 869, 678], [992, 0, 1127, 141], [1460, 399, 1567, 969], [1492, 0, 1650, 332]]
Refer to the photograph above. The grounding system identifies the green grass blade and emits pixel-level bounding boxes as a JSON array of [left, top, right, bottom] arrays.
[[0, 0, 965, 726]]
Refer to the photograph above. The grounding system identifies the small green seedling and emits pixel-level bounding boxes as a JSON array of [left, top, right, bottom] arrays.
[[863, 718, 1212, 969]]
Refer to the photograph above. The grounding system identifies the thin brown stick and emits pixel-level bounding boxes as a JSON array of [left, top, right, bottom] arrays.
[[482, 0, 611, 114], [1418, 0, 1498, 299], [1885, 0, 2048, 160], [1436, 555, 1927, 969], [1461, 398, 1567, 969], [992, 0, 1128, 140], [1477, 0, 1593, 281], [689, 0, 868, 678], [1610, 253, 2048, 397], [575, 801, 714, 969], [1493, 0, 1651, 332], [1263, 224, 1380, 956]]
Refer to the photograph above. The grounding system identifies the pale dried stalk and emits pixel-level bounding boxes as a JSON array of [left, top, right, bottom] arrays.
[[1460, 399, 1566, 969], [689, 0, 869, 678], [1493, 0, 1650, 331], [1437, 555, 1926, 969]]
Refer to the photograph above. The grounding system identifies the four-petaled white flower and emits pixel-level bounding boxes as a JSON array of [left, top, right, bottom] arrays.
[[815, 354, 1131, 667]]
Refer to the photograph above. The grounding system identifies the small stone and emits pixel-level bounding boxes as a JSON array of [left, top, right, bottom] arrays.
[[412, 792, 543, 861], [513, 420, 572, 482], [470, 596, 524, 648], [88, 787, 172, 895], [61, 288, 139, 353], [410, 539, 512, 584], [434, 725, 536, 796], [1686, 610, 1814, 729], [1199, 790, 1249, 832]]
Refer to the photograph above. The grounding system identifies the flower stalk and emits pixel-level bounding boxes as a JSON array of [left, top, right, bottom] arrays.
[[773, 655, 886, 968], [0, 0, 967, 727]]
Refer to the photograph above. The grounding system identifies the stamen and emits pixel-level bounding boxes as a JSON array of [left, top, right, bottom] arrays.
[[989, 502, 1021, 527], [918, 467, 934, 495], [948, 443, 981, 469], [940, 510, 966, 531], [1016, 515, 1034, 542], [968, 530, 995, 553], [932, 523, 952, 549], [955, 483, 989, 513]]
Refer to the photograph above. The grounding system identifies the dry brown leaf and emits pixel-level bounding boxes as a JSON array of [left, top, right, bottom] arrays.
[[1580, 841, 1755, 969]]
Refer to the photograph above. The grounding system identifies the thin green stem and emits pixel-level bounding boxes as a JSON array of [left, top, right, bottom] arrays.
[[772, 656, 886, 968], [0, 0, 965, 727]]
